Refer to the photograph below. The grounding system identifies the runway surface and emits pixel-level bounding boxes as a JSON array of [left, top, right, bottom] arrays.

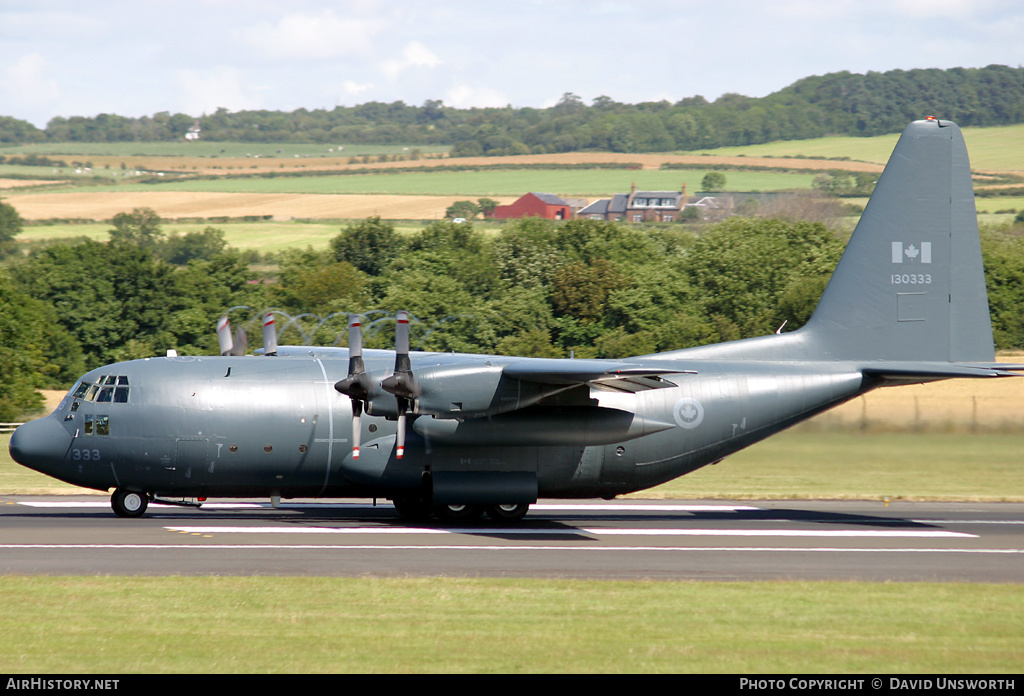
[[2, 496, 1023, 581]]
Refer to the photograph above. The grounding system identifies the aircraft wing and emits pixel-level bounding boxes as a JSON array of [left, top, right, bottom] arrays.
[[502, 359, 692, 386]]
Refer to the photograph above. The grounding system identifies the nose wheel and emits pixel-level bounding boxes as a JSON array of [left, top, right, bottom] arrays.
[[111, 489, 149, 518]]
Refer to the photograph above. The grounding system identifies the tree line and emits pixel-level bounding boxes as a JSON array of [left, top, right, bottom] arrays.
[[2, 203, 1024, 421], [2, 66, 1022, 153]]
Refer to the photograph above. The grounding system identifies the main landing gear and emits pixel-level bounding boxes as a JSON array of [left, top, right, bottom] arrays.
[[392, 497, 531, 524], [111, 488, 149, 518]]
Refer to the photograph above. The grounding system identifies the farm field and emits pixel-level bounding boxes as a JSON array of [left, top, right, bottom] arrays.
[[687, 122, 1024, 173], [74, 168, 814, 197], [7, 192, 490, 225], [4, 122, 1023, 174], [14, 218, 442, 254], [0, 141, 449, 159], [3, 123, 1022, 222]]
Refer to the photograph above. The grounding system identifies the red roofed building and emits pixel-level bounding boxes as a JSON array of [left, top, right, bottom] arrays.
[[491, 192, 575, 220]]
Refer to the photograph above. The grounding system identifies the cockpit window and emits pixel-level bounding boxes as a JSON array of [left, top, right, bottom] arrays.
[[72, 375, 130, 404]]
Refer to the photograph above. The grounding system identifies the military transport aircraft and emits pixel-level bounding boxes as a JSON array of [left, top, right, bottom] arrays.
[[9, 119, 1023, 522]]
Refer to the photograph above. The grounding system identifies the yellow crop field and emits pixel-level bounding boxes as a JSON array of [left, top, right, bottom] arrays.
[[808, 354, 1024, 432], [8, 191, 515, 222]]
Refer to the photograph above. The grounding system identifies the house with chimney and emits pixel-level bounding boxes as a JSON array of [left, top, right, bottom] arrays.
[[577, 183, 689, 223]]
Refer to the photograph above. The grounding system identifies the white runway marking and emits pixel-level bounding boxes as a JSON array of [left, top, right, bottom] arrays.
[[164, 525, 976, 538], [0, 544, 1017, 554], [16, 501, 762, 513]]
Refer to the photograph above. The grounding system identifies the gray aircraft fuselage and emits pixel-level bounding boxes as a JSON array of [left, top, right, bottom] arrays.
[[9, 119, 1023, 519], [15, 350, 865, 502]]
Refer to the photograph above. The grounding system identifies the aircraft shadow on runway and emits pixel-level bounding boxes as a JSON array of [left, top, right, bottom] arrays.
[[8, 499, 949, 542]]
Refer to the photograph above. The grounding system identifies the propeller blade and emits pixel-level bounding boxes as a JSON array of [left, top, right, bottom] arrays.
[[379, 311, 419, 460], [334, 314, 371, 460], [396, 405, 407, 460], [380, 312, 420, 400], [347, 314, 365, 376], [216, 315, 233, 356], [351, 400, 362, 460], [231, 327, 247, 357], [394, 310, 411, 373], [262, 313, 278, 356]]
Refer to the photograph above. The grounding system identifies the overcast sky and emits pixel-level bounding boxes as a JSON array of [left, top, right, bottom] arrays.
[[2, 0, 1022, 128]]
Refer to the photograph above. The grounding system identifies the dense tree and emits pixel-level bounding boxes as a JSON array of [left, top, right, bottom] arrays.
[[160, 227, 228, 265], [0, 116, 44, 143], [680, 217, 846, 337], [444, 200, 479, 219], [109, 207, 164, 250], [551, 259, 627, 322], [12, 240, 179, 366], [0, 273, 85, 419], [4, 213, 1024, 398], [477, 198, 500, 218], [701, 172, 727, 192], [330, 216, 404, 276], [168, 250, 263, 355], [272, 250, 369, 317], [0, 196, 23, 258], [7, 66, 1021, 155], [980, 227, 1024, 349]]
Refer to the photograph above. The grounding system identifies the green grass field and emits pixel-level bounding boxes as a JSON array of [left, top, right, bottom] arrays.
[[0, 141, 450, 159], [1, 576, 1020, 673], [686, 123, 1024, 172], [31, 168, 813, 198], [15, 219, 471, 255]]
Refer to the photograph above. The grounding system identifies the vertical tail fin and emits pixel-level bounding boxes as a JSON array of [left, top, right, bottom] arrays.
[[803, 118, 994, 363]]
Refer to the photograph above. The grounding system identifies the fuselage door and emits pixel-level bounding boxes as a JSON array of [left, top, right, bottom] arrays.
[[171, 437, 208, 493]]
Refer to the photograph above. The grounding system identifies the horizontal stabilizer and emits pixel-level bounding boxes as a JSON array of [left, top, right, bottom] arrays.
[[862, 362, 1024, 381]]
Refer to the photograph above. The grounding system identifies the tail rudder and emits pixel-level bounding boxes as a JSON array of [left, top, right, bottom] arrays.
[[803, 118, 994, 363]]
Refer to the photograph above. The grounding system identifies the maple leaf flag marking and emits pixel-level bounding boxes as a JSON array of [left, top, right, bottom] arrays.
[[673, 397, 705, 429], [891, 241, 932, 264]]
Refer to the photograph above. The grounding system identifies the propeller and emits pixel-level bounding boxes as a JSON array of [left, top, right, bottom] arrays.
[[333, 315, 373, 460], [380, 311, 420, 460], [262, 313, 278, 356], [216, 315, 247, 356]]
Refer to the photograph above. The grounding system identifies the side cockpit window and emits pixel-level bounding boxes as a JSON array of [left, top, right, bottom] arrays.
[[72, 375, 130, 404], [67, 376, 129, 432]]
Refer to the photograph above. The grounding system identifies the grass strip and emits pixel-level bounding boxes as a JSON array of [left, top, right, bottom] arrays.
[[1, 576, 1021, 673], [639, 431, 1024, 501]]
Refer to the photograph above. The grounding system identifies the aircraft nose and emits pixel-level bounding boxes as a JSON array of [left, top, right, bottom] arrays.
[[9, 417, 73, 475]]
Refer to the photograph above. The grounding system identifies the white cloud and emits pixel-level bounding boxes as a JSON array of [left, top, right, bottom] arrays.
[[175, 67, 263, 115], [890, 0, 988, 19], [342, 80, 375, 98], [380, 41, 441, 81], [239, 11, 386, 60], [444, 84, 509, 109], [3, 53, 60, 109]]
